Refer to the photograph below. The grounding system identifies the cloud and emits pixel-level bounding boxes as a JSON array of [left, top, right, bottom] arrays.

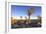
[[12, 16, 38, 20]]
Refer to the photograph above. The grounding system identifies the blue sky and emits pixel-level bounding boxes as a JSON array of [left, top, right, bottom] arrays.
[[11, 5, 41, 17]]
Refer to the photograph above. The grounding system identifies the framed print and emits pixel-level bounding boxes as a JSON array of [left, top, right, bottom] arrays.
[[5, 1, 46, 33]]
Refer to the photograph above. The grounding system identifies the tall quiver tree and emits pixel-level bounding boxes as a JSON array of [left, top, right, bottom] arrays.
[[27, 7, 34, 23]]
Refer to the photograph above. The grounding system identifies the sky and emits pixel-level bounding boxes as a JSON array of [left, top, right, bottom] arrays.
[[11, 5, 41, 17]]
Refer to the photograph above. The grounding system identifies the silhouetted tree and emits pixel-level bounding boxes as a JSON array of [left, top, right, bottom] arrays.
[[20, 16, 22, 20]]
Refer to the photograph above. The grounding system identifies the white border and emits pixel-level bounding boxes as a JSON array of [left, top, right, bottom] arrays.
[[6, 2, 46, 33]]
